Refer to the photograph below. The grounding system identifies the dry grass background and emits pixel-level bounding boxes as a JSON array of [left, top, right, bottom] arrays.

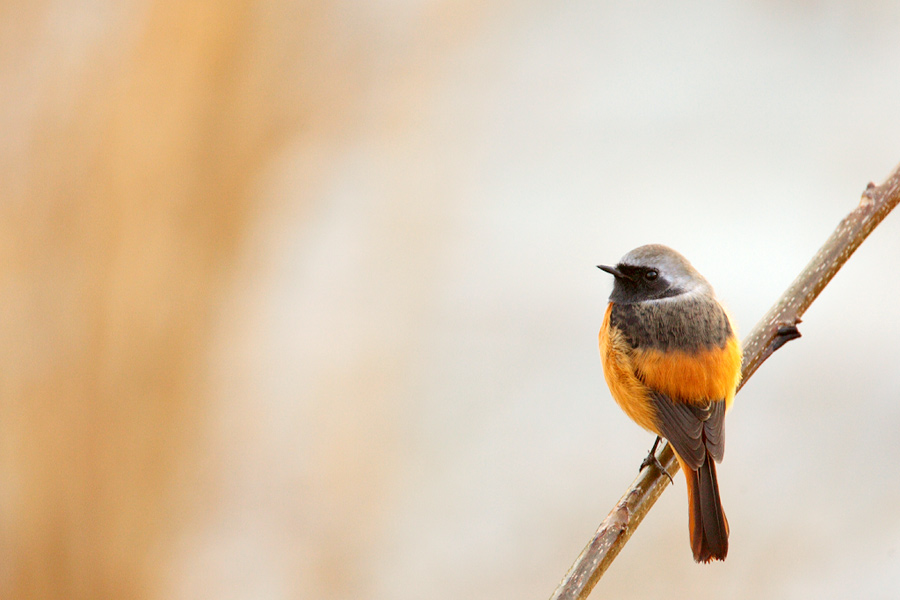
[[1, 2, 484, 598], [1, 2, 385, 597], [2, 2, 900, 600]]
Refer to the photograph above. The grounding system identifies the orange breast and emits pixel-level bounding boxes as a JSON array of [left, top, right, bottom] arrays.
[[632, 337, 742, 407]]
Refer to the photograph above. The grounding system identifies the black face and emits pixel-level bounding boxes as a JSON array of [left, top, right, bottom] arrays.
[[599, 263, 684, 304]]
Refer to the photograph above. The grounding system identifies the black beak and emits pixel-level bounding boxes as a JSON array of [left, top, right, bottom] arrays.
[[597, 264, 626, 279]]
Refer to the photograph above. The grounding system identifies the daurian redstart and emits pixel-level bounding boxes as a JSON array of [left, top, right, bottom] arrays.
[[598, 244, 741, 563]]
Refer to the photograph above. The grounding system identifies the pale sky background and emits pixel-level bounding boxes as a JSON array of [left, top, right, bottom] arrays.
[[3, 1, 900, 600]]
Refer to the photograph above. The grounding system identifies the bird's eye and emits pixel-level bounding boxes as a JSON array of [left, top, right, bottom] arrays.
[[644, 269, 658, 281]]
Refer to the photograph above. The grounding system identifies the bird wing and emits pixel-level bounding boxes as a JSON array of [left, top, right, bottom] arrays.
[[649, 390, 725, 469]]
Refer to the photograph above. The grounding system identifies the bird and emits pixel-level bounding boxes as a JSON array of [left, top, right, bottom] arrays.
[[597, 244, 741, 562]]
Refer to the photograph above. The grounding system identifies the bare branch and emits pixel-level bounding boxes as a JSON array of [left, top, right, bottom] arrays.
[[550, 162, 900, 600]]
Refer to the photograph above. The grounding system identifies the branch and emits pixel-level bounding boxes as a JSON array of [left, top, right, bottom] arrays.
[[550, 162, 900, 600]]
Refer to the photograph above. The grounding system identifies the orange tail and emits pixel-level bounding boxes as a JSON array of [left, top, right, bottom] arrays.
[[682, 454, 729, 562]]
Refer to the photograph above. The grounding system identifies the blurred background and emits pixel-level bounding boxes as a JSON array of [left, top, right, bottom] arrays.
[[2, 1, 899, 599]]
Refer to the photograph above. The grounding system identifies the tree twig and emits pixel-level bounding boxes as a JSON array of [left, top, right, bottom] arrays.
[[550, 162, 900, 600]]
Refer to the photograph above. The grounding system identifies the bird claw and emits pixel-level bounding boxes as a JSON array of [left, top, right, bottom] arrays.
[[640, 439, 674, 484]]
